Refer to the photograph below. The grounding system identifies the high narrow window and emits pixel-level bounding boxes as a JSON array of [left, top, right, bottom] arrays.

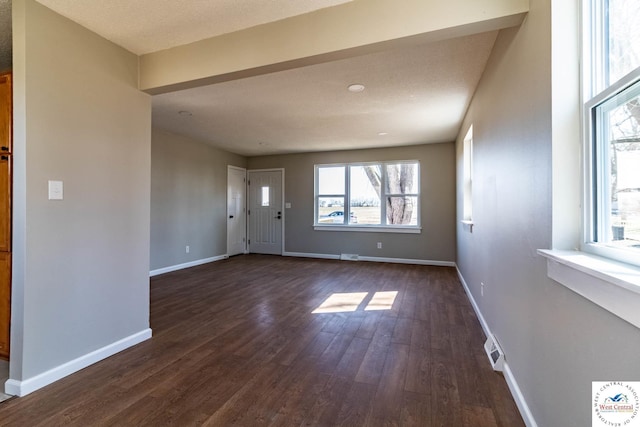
[[463, 126, 473, 222]]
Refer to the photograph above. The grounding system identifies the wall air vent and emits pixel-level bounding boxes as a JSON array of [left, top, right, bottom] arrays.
[[484, 335, 505, 372]]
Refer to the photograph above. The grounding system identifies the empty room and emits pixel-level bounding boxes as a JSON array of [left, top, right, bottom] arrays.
[[1, 0, 640, 426]]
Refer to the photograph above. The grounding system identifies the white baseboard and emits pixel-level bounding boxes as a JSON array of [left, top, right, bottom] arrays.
[[456, 266, 537, 427], [359, 256, 455, 267], [283, 252, 454, 267], [283, 252, 340, 260], [455, 267, 492, 339], [150, 255, 228, 277], [503, 362, 538, 427], [4, 328, 152, 397]]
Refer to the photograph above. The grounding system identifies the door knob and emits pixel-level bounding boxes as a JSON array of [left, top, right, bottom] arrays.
[[229, 215, 234, 219]]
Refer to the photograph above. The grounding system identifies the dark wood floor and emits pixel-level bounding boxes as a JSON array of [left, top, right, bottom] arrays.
[[0, 255, 523, 426]]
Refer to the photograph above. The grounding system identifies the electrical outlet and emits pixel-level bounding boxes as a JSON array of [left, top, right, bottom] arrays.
[[377, 242, 382, 249], [186, 245, 190, 253], [481, 282, 485, 297]]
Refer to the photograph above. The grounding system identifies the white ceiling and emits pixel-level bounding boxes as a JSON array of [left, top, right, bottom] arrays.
[[35, 0, 353, 55], [2, 1, 501, 157], [153, 32, 497, 156]]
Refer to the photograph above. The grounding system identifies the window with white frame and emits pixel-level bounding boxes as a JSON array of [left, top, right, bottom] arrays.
[[584, 0, 640, 265], [315, 161, 420, 229], [463, 126, 473, 222]]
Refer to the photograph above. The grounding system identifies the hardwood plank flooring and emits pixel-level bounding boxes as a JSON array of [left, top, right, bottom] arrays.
[[0, 255, 524, 426]]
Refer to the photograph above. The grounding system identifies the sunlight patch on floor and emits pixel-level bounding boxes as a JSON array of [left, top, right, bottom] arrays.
[[312, 292, 368, 314], [312, 291, 398, 313], [364, 291, 398, 311]]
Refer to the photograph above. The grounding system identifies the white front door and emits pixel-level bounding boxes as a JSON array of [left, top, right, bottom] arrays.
[[248, 170, 283, 255], [227, 166, 246, 256]]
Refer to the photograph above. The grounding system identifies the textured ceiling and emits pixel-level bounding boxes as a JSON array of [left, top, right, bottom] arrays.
[[0, 0, 10, 71], [35, 0, 353, 55], [3, 1, 500, 157], [152, 31, 498, 156]]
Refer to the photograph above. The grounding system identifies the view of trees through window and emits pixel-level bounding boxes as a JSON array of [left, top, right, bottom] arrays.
[[316, 162, 419, 226], [607, 0, 640, 86], [606, 86, 640, 247], [599, 0, 640, 248]]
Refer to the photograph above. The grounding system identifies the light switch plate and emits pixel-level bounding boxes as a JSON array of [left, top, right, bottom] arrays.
[[48, 180, 63, 200], [285, 202, 292, 209]]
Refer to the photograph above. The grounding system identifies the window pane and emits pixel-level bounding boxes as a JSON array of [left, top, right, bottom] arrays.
[[261, 186, 269, 207], [386, 196, 418, 225], [318, 166, 345, 195], [350, 165, 381, 224], [603, 87, 640, 248], [607, 0, 640, 85], [463, 127, 473, 221], [314, 161, 420, 228], [318, 198, 345, 223], [385, 163, 418, 194]]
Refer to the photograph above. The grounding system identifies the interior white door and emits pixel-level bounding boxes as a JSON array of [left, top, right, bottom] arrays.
[[248, 170, 283, 255], [227, 166, 246, 256]]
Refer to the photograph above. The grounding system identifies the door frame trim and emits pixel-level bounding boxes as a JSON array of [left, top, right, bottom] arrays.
[[247, 168, 285, 255], [227, 165, 247, 256]]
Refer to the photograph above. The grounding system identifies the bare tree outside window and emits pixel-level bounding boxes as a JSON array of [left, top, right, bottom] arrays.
[[315, 161, 419, 227], [363, 163, 417, 225], [603, 0, 640, 246], [607, 0, 640, 86], [608, 92, 640, 244]]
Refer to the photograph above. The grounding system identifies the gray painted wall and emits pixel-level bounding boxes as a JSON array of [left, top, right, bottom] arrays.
[[456, 1, 640, 425], [150, 128, 246, 270], [248, 143, 455, 262], [11, 0, 151, 380]]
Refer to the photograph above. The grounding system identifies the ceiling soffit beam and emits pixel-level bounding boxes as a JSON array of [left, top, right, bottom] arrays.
[[139, 0, 528, 95]]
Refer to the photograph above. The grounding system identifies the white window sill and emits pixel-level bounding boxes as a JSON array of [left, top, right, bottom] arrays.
[[313, 225, 421, 234], [538, 249, 640, 329]]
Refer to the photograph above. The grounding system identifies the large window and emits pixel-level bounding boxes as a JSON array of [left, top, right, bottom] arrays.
[[315, 161, 420, 230], [584, 0, 640, 265]]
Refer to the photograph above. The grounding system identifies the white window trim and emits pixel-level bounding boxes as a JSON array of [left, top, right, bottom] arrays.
[[540, 0, 640, 330], [539, 250, 640, 329], [314, 161, 421, 232], [582, 49, 640, 267], [313, 225, 422, 234]]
